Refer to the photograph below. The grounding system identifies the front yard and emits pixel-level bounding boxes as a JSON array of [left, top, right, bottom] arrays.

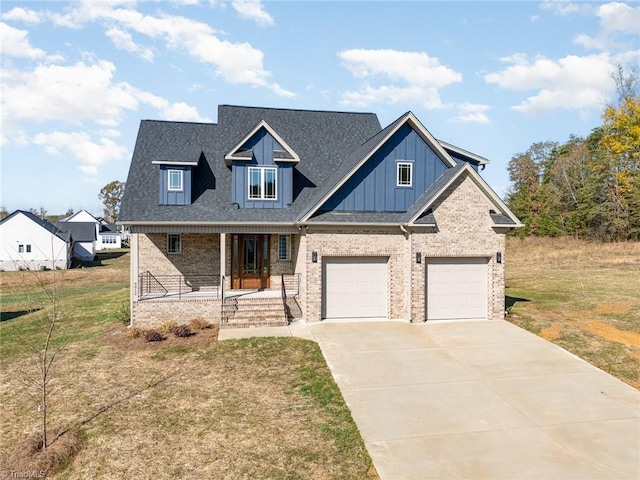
[[0, 251, 377, 479]]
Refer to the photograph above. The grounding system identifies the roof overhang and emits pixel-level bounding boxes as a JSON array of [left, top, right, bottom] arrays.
[[151, 160, 199, 166], [438, 140, 490, 165], [407, 163, 523, 228]]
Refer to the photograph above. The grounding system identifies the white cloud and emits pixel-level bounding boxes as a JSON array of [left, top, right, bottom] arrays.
[[453, 103, 492, 124], [1, 22, 46, 59], [1, 7, 43, 24], [1, 59, 211, 139], [484, 53, 618, 114], [105, 27, 154, 62], [540, 1, 590, 16], [45, 1, 292, 96], [32, 131, 128, 175], [574, 2, 640, 50], [338, 49, 461, 109], [231, 0, 274, 26]]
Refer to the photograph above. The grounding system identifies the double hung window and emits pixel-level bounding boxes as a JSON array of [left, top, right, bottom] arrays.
[[248, 167, 277, 200]]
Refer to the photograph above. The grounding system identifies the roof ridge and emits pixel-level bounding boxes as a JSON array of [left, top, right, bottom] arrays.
[[219, 104, 377, 116]]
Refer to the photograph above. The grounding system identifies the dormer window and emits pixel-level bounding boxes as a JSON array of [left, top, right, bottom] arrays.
[[168, 170, 183, 191], [248, 167, 277, 200], [397, 161, 413, 187]]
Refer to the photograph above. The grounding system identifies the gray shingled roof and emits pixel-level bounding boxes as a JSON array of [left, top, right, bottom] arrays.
[[55, 222, 96, 242], [120, 105, 381, 223], [1, 210, 70, 241], [120, 105, 509, 227]]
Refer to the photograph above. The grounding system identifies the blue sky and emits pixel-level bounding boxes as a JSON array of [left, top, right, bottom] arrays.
[[1, 0, 639, 216]]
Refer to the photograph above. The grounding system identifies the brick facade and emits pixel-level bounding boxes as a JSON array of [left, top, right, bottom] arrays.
[[132, 175, 508, 326]]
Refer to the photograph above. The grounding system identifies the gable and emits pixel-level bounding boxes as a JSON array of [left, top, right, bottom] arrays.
[[225, 120, 299, 166], [319, 123, 448, 213], [63, 210, 98, 223]]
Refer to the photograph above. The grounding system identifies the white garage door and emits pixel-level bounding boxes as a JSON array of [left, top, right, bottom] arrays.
[[323, 257, 388, 319], [426, 258, 488, 320]]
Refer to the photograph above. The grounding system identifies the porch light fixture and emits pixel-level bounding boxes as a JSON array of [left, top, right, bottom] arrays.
[[312, 251, 318, 263], [416, 252, 422, 264], [496, 252, 502, 264]]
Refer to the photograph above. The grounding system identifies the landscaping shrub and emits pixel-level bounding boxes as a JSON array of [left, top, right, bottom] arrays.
[[158, 319, 177, 334], [173, 324, 193, 338], [125, 327, 144, 339], [144, 330, 165, 342], [114, 301, 130, 325], [189, 317, 210, 330]]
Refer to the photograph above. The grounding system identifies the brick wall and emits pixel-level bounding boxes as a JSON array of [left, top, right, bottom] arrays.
[[138, 233, 220, 277], [304, 228, 406, 322], [132, 298, 221, 327], [410, 175, 505, 321]]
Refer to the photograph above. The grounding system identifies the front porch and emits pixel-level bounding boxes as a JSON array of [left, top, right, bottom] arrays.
[[130, 230, 304, 328]]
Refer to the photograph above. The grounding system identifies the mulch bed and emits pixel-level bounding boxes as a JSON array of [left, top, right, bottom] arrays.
[[101, 322, 220, 351]]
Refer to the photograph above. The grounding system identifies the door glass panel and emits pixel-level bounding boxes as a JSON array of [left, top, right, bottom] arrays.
[[262, 236, 269, 275], [244, 237, 257, 274]]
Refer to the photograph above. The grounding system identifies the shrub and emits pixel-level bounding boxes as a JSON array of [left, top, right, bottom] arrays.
[[115, 302, 130, 325], [189, 317, 210, 330], [125, 327, 143, 339], [173, 324, 193, 338], [144, 330, 166, 342], [158, 319, 177, 334]]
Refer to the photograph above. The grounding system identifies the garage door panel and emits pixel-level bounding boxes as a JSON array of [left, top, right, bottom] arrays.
[[323, 257, 388, 319], [427, 258, 488, 320]]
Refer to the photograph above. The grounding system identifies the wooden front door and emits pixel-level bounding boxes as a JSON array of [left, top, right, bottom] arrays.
[[231, 234, 270, 289]]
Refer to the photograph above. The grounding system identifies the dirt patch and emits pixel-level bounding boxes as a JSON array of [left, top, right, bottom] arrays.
[[101, 322, 220, 352], [593, 303, 631, 315], [565, 318, 640, 349], [539, 322, 563, 341]]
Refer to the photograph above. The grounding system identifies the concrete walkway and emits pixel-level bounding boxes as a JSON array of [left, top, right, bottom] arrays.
[[220, 319, 640, 480]]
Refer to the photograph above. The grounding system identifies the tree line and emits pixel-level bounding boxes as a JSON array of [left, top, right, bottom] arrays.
[[506, 68, 640, 242]]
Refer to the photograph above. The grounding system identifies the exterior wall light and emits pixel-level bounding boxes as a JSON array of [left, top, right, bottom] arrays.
[[416, 252, 422, 264], [312, 251, 318, 263], [496, 252, 502, 264]]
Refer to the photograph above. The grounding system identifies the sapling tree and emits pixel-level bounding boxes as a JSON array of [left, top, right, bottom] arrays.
[[13, 231, 67, 451]]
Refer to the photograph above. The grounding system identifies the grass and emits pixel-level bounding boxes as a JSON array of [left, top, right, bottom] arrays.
[[0, 250, 377, 479], [506, 236, 640, 389]]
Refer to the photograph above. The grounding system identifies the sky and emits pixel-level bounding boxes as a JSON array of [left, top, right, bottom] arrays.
[[1, 0, 639, 217]]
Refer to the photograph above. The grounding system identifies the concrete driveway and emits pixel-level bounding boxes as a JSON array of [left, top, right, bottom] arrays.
[[308, 320, 640, 480]]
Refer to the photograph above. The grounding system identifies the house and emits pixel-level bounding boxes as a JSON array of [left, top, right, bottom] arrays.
[[0, 210, 71, 271], [119, 105, 522, 327], [61, 209, 122, 251], [54, 220, 96, 262]]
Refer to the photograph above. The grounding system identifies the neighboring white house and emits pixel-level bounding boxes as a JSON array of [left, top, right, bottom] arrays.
[[0, 210, 71, 271], [54, 221, 96, 262], [61, 209, 122, 250]]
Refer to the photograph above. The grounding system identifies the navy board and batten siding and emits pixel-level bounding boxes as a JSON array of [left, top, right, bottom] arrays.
[[159, 165, 192, 205], [321, 124, 448, 212], [231, 128, 294, 208]]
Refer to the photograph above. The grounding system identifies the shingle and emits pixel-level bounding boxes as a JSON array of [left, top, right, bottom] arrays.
[[120, 105, 381, 223], [55, 222, 96, 242]]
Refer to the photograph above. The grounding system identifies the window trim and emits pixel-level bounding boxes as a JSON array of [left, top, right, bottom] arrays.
[[167, 234, 182, 254], [278, 234, 291, 261], [396, 161, 413, 187], [248, 166, 277, 201], [168, 169, 184, 191]]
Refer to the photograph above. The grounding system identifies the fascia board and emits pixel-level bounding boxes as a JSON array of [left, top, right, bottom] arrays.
[[407, 163, 523, 227], [300, 112, 457, 222], [224, 120, 300, 165], [438, 140, 490, 165]]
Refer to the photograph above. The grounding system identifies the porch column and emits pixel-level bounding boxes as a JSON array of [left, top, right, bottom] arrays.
[[129, 232, 138, 326], [219, 232, 226, 288]]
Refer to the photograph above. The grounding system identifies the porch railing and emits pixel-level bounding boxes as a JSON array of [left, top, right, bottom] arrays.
[[280, 273, 300, 296], [138, 272, 221, 299]]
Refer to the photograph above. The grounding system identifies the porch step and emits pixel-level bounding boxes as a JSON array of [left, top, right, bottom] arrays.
[[220, 297, 289, 328]]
